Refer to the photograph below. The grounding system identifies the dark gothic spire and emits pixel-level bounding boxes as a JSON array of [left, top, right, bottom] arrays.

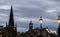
[[8, 5, 14, 27]]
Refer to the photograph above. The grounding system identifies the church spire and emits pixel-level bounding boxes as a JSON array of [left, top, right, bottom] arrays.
[[8, 5, 14, 27]]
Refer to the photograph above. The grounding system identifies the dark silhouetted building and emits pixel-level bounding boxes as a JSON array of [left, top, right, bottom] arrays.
[[20, 21, 51, 37], [0, 5, 17, 37]]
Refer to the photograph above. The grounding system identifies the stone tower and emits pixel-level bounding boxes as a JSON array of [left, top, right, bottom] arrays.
[[29, 21, 33, 31]]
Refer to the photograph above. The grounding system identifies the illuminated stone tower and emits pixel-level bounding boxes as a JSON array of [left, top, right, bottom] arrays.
[[29, 21, 33, 31], [57, 16, 60, 37]]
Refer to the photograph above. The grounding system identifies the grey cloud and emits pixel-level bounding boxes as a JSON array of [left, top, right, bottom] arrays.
[[0, 0, 59, 32]]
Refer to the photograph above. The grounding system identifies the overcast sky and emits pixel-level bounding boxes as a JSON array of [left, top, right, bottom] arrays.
[[0, 0, 60, 32]]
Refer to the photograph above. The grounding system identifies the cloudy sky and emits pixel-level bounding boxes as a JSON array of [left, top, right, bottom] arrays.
[[0, 0, 60, 32]]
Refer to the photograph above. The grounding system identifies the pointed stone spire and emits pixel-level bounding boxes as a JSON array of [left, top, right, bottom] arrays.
[[8, 5, 14, 27]]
